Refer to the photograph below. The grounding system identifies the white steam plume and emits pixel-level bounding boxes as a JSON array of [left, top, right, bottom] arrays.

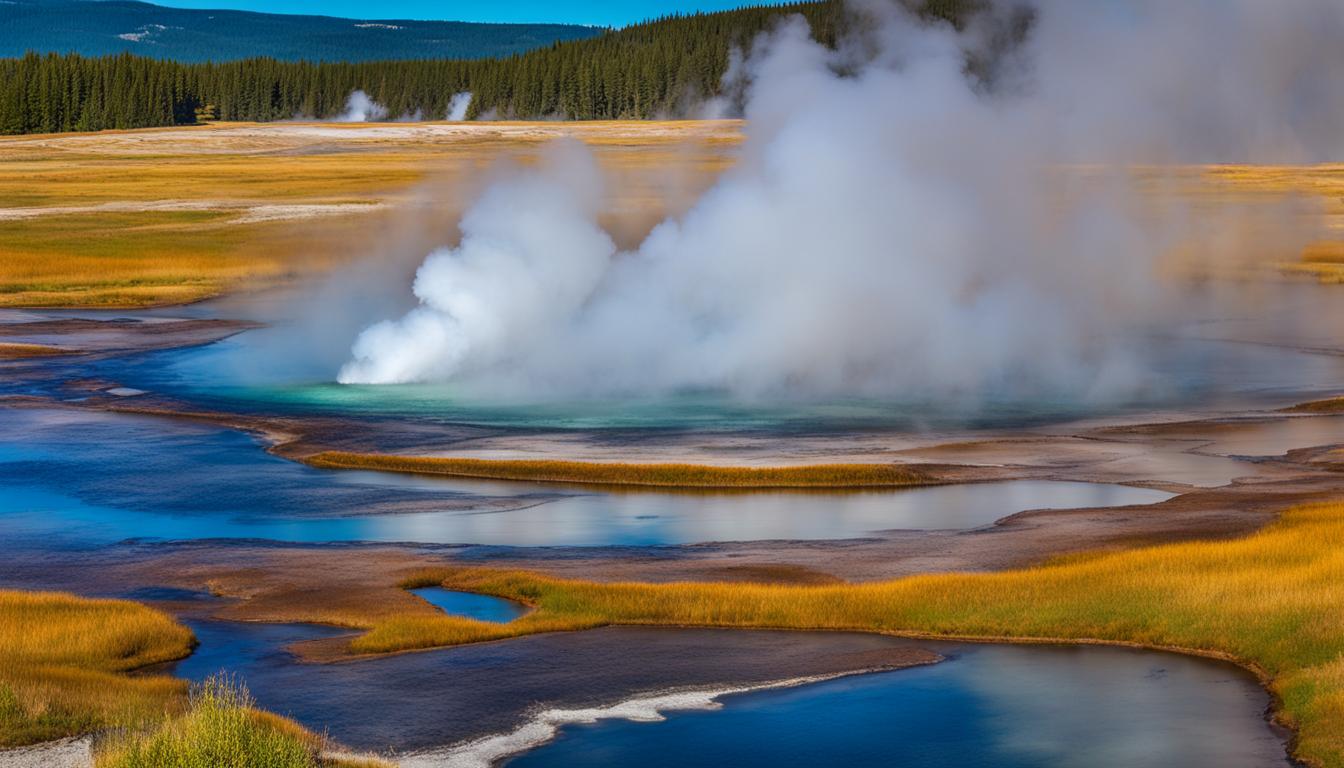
[[340, 142, 614, 385], [340, 0, 1344, 402], [336, 90, 388, 122], [447, 92, 473, 121]]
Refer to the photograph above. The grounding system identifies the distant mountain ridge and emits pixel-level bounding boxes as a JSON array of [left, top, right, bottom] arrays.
[[0, 0, 601, 62]]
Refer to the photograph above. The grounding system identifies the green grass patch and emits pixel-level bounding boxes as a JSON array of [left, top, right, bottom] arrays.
[[94, 674, 391, 768]]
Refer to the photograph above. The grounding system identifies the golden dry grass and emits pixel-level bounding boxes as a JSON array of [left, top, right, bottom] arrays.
[[1283, 398, 1344, 415], [305, 451, 933, 489], [6, 123, 1341, 308], [0, 208, 371, 307], [0, 593, 391, 761], [352, 501, 1344, 768], [0, 122, 739, 307], [0, 343, 70, 358], [0, 590, 195, 747]]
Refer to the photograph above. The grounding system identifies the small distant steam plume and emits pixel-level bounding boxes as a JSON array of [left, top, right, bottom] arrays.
[[447, 92, 473, 121], [336, 90, 388, 122]]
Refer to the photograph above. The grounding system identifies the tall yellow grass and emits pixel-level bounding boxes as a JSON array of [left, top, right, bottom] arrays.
[[305, 452, 932, 489], [0, 590, 195, 746], [0, 343, 69, 358], [369, 501, 1344, 767]]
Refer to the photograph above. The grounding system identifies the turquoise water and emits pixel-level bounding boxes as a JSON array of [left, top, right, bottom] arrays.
[[86, 319, 1344, 432], [411, 587, 530, 623]]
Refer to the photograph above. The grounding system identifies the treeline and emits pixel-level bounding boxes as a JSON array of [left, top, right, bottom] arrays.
[[0, 1, 987, 134]]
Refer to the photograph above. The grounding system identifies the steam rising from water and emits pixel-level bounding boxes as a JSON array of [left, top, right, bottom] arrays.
[[339, 0, 1344, 403], [336, 90, 388, 122]]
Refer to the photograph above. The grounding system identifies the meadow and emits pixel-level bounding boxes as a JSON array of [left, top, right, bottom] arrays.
[[333, 500, 1344, 768], [0, 590, 193, 746], [304, 451, 934, 489], [1, 124, 1342, 308], [0, 122, 738, 307], [0, 591, 388, 766]]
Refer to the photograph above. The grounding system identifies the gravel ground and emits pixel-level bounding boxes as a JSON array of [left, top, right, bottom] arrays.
[[0, 736, 93, 768]]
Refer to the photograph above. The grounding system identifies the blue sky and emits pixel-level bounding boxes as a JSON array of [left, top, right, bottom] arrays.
[[148, 1, 789, 27]]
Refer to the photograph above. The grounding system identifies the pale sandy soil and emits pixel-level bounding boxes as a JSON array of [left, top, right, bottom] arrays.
[[0, 120, 744, 156], [0, 736, 92, 768]]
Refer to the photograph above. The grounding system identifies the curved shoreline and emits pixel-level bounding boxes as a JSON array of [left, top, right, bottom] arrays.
[[398, 663, 938, 768]]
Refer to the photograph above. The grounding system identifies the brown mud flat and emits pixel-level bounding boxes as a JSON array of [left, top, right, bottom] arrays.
[[0, 314, 257, 358]]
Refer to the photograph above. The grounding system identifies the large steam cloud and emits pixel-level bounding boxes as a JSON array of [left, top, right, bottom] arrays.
[[339, 0, 1344, 402]]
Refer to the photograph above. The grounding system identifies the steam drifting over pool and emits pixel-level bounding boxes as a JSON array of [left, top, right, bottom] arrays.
[[339, 0, 1344, 404]]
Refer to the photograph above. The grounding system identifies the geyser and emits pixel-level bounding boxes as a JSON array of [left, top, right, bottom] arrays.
[[339, 0, 1344, 402], [336, 90, 388, 122]]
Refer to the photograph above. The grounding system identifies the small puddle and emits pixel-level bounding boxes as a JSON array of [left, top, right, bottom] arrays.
[[1196, 416, 1344, 458], [411, 587, 530, 623]]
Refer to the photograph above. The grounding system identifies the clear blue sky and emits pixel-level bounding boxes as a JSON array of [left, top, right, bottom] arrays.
[[147, 1, 789, 27]]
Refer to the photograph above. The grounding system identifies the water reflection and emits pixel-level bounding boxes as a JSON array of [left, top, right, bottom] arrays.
[[0, 409, 1172, 547], [509, 644, 1289, 768], [411, 587, 530, 623], [164, 621, 1288, 767]]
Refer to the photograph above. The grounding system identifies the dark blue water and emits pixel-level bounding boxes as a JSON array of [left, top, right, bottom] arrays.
[[506, 645, 1291, 768], [159, 620, 1288, 766], [172, 620, 348, 686], [0, 409, 1171, 547], [411, 587, 530, 623]]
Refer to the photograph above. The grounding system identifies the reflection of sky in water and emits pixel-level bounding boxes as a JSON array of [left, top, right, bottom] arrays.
[[1191, 416, 1344, 457], [411, 587, 530, 623], [0, 409, 1170, 547], [158, 620, 1287, 764], [510, 645, 1288, 768]]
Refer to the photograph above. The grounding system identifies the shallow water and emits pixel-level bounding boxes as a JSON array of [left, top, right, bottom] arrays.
[[165, 621, 1288, 766], [1193, 416, 1344, 457], [411, 587, 530, 623], [0, 409, 1171, 547], [85, 312, 1344, 433]]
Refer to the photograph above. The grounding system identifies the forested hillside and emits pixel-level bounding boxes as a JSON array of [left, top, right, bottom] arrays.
[[0, 1, 989, 134], [0, 0, 599, 63]]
